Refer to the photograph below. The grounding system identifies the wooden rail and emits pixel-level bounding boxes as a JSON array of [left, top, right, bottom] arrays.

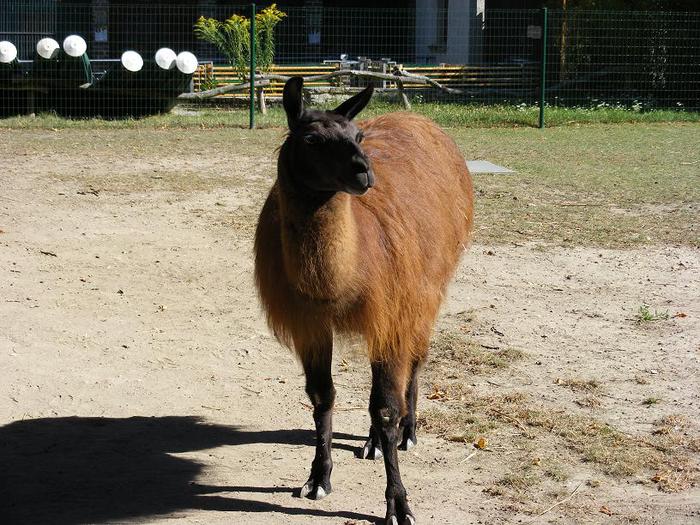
[[190, 63, 538, 100]]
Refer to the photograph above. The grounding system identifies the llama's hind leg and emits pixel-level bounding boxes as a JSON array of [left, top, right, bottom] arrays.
[[370, 360, 416, 525], [398, 361, 420, 451], [361, 360, 420, 458], [297, 331, 335, 500], [361, 424, 383, 460]]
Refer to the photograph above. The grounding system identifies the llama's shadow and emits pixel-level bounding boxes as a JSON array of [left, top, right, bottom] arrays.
[[0, 416, 375, 524]]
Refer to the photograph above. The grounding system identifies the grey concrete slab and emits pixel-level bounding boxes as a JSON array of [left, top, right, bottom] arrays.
[[467, 160, 514, 174]]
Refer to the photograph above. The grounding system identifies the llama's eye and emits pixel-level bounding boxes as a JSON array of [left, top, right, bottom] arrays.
[[304, 134, 321, 145], [356, 132, 364, 143]]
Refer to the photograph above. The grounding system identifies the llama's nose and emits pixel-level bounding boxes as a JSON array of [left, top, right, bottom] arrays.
[[351, 155, 369, 173]]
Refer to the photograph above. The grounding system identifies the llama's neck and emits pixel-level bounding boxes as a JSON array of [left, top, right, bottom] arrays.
[[276, 162, 360, 303]]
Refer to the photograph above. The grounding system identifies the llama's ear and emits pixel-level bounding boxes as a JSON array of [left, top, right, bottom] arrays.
[[283, 76, 304, 129], [333, 84, 374, 121]]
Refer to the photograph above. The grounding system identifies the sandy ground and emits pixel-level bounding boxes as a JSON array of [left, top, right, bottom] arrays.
[[1, 129, 698, 524]]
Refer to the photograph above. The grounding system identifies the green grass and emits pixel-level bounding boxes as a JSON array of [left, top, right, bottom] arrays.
[[1, 101, 698, 130], [457, 122, 700, 247], [2, 109, 698, 248]]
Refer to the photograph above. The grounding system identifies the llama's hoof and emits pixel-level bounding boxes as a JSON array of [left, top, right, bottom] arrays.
[[398, 437, 416, 451], [299, 480, 330, 500], [360, 439, 383, 460], [386, 514, 416, 525]]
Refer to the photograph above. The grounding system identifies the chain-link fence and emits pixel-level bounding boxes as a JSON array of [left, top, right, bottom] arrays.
[[1, 2, 699, 123]]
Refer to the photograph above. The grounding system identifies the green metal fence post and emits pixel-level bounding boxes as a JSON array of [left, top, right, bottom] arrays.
[[249, 2, 256, 130], [539, 7, 548, 129]]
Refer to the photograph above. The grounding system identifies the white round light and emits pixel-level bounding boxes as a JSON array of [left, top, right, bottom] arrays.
[[155, 47, 177, 70], [175, 51, 198, 74], [63, 35, 87, 57], [121, 50, 143, 72], [0, 41, 17, 64], [36, 38, 60, 59]]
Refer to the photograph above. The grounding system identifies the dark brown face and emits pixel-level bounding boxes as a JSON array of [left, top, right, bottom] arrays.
[[283, 77, 375, 196]]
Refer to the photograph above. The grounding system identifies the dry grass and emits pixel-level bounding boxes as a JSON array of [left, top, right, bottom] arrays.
[[419, 388, 698, 492], [554, 377, 603, 394], [420, 325, 698, 501], [429, 329, 524, 375]]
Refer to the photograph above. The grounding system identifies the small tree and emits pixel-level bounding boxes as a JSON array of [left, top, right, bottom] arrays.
[[194, 4, 286, 79]]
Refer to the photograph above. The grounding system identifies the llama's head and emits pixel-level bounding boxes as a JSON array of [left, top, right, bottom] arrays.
[[282, 76, 374, 196]]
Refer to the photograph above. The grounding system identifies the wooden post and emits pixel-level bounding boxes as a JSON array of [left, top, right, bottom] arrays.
[[396, 79, 411, 110]]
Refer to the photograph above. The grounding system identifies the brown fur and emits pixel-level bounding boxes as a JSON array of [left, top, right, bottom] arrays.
[[254, 112, 473, 367]]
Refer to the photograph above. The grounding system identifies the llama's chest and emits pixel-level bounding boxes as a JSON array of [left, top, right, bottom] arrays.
[[281, 216, 359, 303]]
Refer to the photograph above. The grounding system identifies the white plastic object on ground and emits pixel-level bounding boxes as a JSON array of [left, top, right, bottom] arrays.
[[63, 35, 87, 57], [36, 38, 60, 60], [175, 51, 198, 74], [155, 47, 177, 70], [0, 41, 17, 63], [121, 50, 143, 72]]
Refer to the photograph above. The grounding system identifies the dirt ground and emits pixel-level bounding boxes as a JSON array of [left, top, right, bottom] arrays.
[[1, 128, 698, 524]]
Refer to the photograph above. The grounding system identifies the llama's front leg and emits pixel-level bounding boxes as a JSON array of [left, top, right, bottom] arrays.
[[370, 361, 416, 525], [298, 333, 335, 500]]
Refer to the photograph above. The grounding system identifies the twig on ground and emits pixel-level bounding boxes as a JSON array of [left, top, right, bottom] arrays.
[[489, 408, 529, 433], [459, 450, 479, 464], [527, 482, 583, 522]]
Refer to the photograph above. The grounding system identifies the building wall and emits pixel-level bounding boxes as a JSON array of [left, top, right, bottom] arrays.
[[415, 0, 483, 64]]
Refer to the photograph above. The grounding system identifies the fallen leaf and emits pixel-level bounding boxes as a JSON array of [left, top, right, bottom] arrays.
[[474, 436, 488, 449], [428, 389, 447, 401], [672, 312, 687, 318], [651, 472, 665, 483], [599, 505, 614, 516]]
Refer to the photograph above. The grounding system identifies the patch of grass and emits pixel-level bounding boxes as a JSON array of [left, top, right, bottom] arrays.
[[543, 460, 571, 482], [635, 305, 670, 323], [2, 118, 697, 248], [2, 102, 697, 130], [498, 467, 541, 491], [429, 330, 524, 375], [456, 123, 700, 248], [495, 456, 570, 495], [574, 395, 602, 409], [418, 408, 496, 444], [653, 415, 697, 448], [5, 103, 700, 130], [555, 377, 603, 394], [418, 389, 698, 491], [642, 396, 662, 406]]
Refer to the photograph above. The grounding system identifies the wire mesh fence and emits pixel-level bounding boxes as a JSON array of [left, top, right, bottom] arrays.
[[1, 2, 699, 124]]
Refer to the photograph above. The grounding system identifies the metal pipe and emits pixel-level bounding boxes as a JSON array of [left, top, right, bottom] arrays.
[[249, 2, 256, 130], [539, 7, 548, 129]]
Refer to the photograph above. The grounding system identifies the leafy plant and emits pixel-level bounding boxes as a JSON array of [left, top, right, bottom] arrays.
[[194, 4, 286, 79], [200, 72, 219, 92], [195, 14, 250, 79], [255, 4, 287, 72], [635, 304, 670, 323]]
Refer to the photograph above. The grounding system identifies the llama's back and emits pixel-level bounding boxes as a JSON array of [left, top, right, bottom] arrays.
[[343, 113, 474, 360], [357, 112, 473, 276]]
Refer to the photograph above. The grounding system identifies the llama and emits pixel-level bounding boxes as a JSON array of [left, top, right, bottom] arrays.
[[254, 77, 473, 524]]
